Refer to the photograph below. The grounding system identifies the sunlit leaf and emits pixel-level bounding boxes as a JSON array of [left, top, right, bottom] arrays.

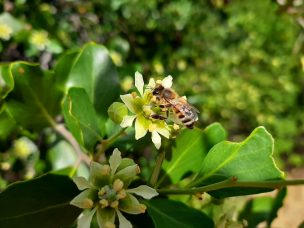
[[5, 62, 62, 130], [192, 127, 285, 198], [159, 123, 226, 186], [62, 87, 102, 151], [56, 43, 120, 133]]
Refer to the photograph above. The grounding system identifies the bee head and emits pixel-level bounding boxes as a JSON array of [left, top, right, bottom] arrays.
[[152, 84, 164, 96]]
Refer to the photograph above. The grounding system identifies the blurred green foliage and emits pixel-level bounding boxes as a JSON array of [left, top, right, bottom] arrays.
[[0, 0, 303, 168]]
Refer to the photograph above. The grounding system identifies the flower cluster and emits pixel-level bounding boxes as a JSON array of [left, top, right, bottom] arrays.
[[119, 72, 176, 149], [71, 149, 158, 228], [30, 31, 49, 50], [0, 23, 13, 40]]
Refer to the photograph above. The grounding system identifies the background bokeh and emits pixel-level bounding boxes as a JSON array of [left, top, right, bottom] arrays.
[[0, 0, 303, 177]]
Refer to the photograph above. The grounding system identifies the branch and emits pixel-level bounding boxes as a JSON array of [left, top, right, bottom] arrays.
[[157, 177, 304, 195], [54, 124, 91, 166]]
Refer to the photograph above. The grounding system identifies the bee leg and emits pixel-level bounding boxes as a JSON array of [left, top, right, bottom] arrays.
[[150, 114, 167, 120]]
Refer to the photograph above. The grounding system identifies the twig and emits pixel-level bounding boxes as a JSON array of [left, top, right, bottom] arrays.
[[54, 124, 91, 166]]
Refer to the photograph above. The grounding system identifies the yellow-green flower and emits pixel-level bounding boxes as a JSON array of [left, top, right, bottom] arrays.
[[71, 149, 158, 228], [0, 23, 13, 40], [30, 31, 49, 50], [120, 72, 172, 149]]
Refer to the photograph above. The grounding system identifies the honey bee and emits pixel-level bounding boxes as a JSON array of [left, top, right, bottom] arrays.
[[151, 84, 199, 129]]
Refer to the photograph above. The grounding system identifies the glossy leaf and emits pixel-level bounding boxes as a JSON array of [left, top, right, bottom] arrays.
[[62, 87, 102, 150], [0, 174, 81, 228], [159, 123, 226, 185], [192, 127, 285, 198], [145, 199, 214, 228], [57, 43, 119, 131], [0, 111, 16, 140], [0, 65, 14, 99], [5, 62, 62, 130]]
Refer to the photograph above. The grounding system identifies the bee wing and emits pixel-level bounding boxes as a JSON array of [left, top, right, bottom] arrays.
[[169, 97, 200, 113]]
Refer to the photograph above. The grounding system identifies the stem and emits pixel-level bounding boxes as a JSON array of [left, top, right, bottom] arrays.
[[150, 150, 166, 187], [157, 177, 304, 195], [54, 124, 91, 166], [95, 128, 126, 160]]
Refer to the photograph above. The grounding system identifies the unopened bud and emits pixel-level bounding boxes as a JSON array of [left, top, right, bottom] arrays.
[[113, 179, 124, 192], [110, 200, 119, 208], [99, 199, 109, 208]]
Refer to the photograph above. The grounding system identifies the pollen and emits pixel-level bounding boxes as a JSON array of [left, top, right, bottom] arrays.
[[117, 189, 127, 199], [99, 199, 109, 208], [110, 200, 119, 208]]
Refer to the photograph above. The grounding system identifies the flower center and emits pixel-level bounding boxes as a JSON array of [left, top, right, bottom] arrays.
[[98, 179, 126, 209]]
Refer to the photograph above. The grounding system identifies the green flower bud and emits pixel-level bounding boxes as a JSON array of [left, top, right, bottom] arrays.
[[108, 102, 128, 124]]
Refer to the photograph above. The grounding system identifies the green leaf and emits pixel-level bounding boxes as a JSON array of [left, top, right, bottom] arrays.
[[158, 123, 226, 186], [0, 65, 14, 99], [56, 42, 120, 132], [192, 127, 285, 198], [62, 87, 102, 150], [5, 62, 62, 130], [0, 174, 81, 228], [0, 110, 16, 140], [145, 199, 214, 228]]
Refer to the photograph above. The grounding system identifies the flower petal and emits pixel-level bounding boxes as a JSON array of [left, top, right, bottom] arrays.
[[72, 176, 92, 190], [89, 162, 111, 188], [135, 71, 144, 97], [135, 116, 148, 140], [78, 207, 97, 228], [109, 148, 122, 175], [156, 127, 170, 139], [115, 164, 139, 187], [70, 189, 97, 209], [119, 193, 146, 214], [120, 115, 136, 128], [148, 78, 156, 88], [151, 131, 161, 149], [120, 94, 137, 113], [162, 75, 173, 88], [127, 185, 159, 199], [116, 210, 132, 228], [96, 207, 116, 228]]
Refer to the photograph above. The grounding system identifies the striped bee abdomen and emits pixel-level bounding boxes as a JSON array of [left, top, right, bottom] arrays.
[[173, 105, 197, 129]]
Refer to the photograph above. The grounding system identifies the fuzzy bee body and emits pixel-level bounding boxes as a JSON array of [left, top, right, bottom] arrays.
[[152, 84, 199, 129]]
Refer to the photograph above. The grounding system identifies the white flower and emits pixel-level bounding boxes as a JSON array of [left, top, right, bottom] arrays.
[[71, 149, 159, 228], [120, 72, 171, 149]]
